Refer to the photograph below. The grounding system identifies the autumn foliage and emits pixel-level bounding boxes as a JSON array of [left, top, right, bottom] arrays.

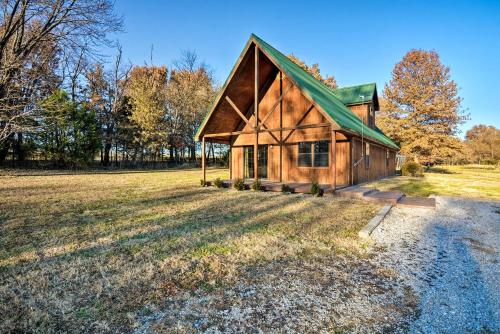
[[378, 50, 468, 164]]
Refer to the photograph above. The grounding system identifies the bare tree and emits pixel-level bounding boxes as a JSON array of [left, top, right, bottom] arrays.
[[86, 45, 131, 166], [0, 0, 123, 144]]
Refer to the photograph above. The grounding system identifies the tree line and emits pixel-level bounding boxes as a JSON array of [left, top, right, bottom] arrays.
[[0, 0, 222, 168], [1, 1, 497, 168]]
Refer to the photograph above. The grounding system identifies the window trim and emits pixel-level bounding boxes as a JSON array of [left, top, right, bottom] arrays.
[[297, 140, 330, 168]]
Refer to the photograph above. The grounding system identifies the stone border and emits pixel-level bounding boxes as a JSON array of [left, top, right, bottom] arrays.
[[358, 204, 393, 239]]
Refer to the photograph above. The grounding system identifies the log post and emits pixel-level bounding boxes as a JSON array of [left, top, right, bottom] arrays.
[[254, 44, 259, 180], [202, 136, 206, 183], [332, 130, 337, 190], [279, 71, 283, 183], [229, 144, 232, 180], [350, 138, 354, 185]]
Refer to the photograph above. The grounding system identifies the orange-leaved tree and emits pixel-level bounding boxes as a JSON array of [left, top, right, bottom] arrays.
[[288, 54, 337, 89], [378, 50, 468, 163]]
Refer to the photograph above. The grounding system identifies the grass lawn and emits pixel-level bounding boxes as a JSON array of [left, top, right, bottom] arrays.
[[366, 165, 500, 200], [0, 168, 380, 333]]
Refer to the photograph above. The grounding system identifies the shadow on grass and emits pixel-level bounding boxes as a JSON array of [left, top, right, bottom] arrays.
[[0, 166, 378, 333], [425, 167, 455, 174]]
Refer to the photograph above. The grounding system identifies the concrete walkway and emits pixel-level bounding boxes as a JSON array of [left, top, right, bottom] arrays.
[[336, 185, 436, 207]]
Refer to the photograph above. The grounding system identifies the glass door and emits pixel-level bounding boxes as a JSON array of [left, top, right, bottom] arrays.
[[243, 145, 267, 179]]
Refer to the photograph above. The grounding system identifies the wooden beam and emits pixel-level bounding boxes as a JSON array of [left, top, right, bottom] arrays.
[[202, 137, 206, 183], [254, 45, 259, 180], [350, 138, 354, 185], [283, 104, 315, 143], [225, 96, 251, 126], [258, 83, 293, 128], [203, 123, 331, 138], [279, 72, 283, 183], [260, 123, 280, 143], [332, 130, 337, 190], [229, 144, 232, 180]]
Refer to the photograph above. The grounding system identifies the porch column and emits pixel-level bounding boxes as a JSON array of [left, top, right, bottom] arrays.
[[279, 71, 283, 183], [332, 130, 337, 190], [229, 143, 232, 179], [202, 136, 206, 183], [350, 138, 354, 185], [254, 44, 259, 180]]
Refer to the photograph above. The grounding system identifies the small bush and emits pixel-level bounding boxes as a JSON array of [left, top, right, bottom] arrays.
[[310, 182, 323, 197], [401, 161, 423, 177], [252, 179, 262, 191], [281, 184, 292, 193], [200, 179, 207, 187], [213, 178, 223, 188], [483, 159, 499, 166], [233, 178, 245, 191]]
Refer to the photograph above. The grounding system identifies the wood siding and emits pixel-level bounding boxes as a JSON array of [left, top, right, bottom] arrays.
[[228, 75, 397, 184]]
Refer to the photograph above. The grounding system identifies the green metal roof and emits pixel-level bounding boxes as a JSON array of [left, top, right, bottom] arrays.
[[331, 83, 376, 105], [196, 34, 399, 150]]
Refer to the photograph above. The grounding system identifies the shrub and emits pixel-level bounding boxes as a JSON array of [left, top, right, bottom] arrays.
[[310, 182, 323, 197], [200, 179, 207, 187], [281, 184, 292, 193], [401, 161, 423, 177], [213, 178, 224, 188], [233, 178, 245, 191], [251, 179, 262, 191]]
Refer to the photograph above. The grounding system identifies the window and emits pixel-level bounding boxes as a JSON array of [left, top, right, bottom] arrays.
[[368, 104, 375, 127], [365, 143, 370, 169], [298, 141, 329, 167], [298, 142, 312, 167], [243, 146, 254, 178], [386, 149, 390, 168], [314, 141, 329, 167]]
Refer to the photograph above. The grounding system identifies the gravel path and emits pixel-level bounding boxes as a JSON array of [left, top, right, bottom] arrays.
[[136, 196, 499, 333], [371, 196, 500, 333]]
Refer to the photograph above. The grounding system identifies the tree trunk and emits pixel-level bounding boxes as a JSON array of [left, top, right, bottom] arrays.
[[169, 145, 174, 162], [210, 143, 216, 164], [0, 134, 13, 161], [103, 142, 111, 166], [190, 144, 196, 162]]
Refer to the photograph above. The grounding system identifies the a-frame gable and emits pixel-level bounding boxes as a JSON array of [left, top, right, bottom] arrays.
[[194, 35, 339, 143]]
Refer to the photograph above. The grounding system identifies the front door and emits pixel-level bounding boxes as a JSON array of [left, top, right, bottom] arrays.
[[243, 145, 268, 179]]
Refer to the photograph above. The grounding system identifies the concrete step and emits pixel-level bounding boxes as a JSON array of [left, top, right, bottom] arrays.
[[363, 190, 405, 205], [397, 196, 436, 208], [336, 186, 378, 199]]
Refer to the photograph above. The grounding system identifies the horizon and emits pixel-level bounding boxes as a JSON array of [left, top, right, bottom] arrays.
[[103, 0, 500, 136]]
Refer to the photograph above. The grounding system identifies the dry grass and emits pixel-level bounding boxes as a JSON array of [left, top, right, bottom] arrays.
[[366, 165, 500, 200], [0, 168, 380, 333]]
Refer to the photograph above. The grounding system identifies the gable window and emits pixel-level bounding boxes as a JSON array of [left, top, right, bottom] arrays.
[[298, 141, 329, 167], [368, 104, 374, 127], [365, 143, 370, 169]]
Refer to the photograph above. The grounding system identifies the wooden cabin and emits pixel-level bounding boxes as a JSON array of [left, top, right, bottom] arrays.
[[195, 34, 399, 189]]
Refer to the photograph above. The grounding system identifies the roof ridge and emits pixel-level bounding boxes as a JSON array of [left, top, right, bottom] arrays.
[[334, 82, 376, 91], [251, 35, 397, 149]]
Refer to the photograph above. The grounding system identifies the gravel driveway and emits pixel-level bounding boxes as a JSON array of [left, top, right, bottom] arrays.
[[371, 196, 500, 333], [136, 196, 499, 333]]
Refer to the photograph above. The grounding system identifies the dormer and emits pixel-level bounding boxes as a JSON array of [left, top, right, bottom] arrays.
[[331, 83, 379, 129]]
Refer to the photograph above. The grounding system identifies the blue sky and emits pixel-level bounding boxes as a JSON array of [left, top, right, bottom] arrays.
[[108, 0, 500, 136]]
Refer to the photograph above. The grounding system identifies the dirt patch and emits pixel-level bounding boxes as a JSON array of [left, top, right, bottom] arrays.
[[135, 254, 419, 333]]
